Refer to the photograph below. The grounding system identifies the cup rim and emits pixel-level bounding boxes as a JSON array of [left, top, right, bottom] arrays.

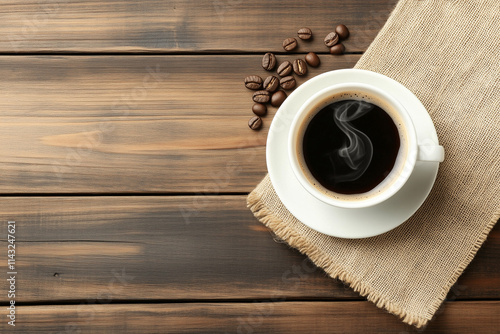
[[287, 82, 418, 209]]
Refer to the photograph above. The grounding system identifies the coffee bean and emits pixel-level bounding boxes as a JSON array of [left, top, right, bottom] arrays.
[[262, 53, 276, 71], [297, 27, 312, 40], [252, 90, 271, 103], [324, 32, 339, 47], [280, 76, 296, 90], [282, 37, 298, 51], [277, 61, 293, 77], [271, 90, 287, 107], [248, 116, 262, 130], [335, 24, 350, 40], [252, 103, 267, 116], [263, 75, 279, 92], [305, 52, 320, 67], [244, 75, 263, 90], [330, 43, 345, 55], [293, 59, 307, 76]]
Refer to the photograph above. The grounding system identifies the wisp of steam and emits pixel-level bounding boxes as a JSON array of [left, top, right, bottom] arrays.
[[328, 100, 374, 183]]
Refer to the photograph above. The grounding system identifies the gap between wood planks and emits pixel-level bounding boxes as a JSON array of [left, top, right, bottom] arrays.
[[2, 296, 495, 307], [0, 51, 364, 56]]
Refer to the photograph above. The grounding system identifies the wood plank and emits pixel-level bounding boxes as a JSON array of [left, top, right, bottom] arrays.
[[1, 196, 498, 302], [0, 55, 359, 193], [0, 0, 397, 53], [5, 301, 499, 333]]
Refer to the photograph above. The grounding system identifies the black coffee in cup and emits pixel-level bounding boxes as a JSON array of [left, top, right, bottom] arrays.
[[302, 97, 401, 195]]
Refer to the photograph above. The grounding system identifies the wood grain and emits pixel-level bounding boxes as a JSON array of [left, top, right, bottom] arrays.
[[0, 0, 397, 53], [0, 55, 359, 193], [1, 0, 497, 332], [5, 301, 499, 333], [1, 196, 498, 302]]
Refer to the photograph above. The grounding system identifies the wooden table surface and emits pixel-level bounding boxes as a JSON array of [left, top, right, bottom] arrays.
[[1, 1, 499, 333]]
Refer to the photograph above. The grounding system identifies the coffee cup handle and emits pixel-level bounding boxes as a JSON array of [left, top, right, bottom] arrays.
[[417, 144, 445, 162]]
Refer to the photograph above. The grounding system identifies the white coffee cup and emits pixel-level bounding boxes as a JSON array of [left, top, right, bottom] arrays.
[[288, 82, 444, 209]]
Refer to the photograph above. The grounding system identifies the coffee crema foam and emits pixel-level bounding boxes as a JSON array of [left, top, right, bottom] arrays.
[[296, 91, 409, 202]]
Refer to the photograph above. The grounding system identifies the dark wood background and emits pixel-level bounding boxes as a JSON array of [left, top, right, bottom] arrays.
[[0, 1, 498, 332]]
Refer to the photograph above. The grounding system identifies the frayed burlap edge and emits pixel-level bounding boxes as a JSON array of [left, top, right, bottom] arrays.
[[246, 185, 500, 328]]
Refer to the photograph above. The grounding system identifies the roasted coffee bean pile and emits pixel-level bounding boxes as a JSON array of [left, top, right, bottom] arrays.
[[245, 25, 350, 130], [326, 24, 350, 55]]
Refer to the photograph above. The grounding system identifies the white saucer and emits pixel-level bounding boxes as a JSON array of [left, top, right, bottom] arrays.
[[267, 69, 440, 239]]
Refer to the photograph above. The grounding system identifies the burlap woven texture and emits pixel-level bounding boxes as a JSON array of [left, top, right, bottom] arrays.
[[247, 0, 500, 328]]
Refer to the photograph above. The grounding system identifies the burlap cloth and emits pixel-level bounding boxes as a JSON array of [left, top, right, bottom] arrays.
[[247, 0, 500, 328]]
